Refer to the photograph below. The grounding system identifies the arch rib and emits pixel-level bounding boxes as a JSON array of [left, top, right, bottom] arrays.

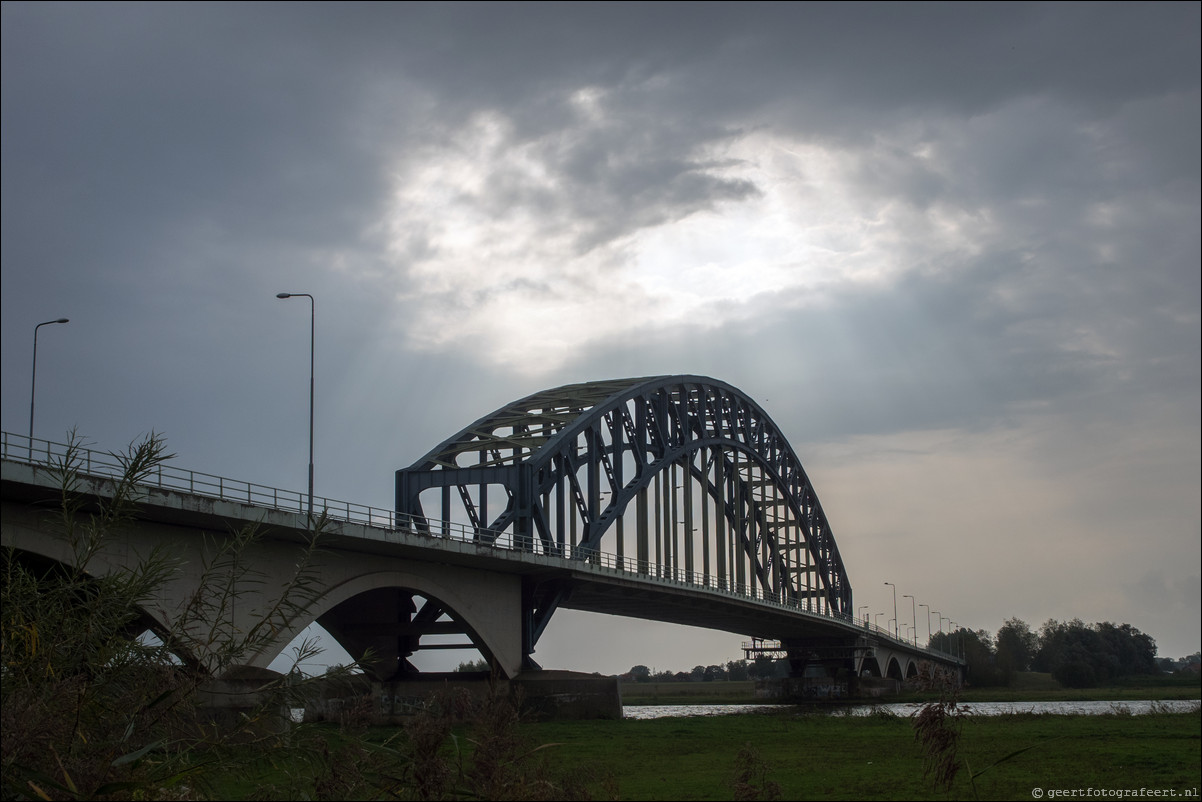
[[396, 376, 852, 662]]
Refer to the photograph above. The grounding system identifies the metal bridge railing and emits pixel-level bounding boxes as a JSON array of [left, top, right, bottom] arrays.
[[2, 430, 951, 659], [2, 431, 401, 529]]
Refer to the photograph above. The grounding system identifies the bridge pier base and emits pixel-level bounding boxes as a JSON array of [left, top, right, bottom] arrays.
[[299, 671, 623, 723], [756, 660, 869, 701]]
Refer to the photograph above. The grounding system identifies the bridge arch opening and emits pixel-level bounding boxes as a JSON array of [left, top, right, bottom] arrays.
[[534, 609, 750, 676], [315, 587, 493, 681], [299, 567, 524, 680], [2, 546, 205, 671], [859, 655, 883, 677], [886, 656, 904, 681]]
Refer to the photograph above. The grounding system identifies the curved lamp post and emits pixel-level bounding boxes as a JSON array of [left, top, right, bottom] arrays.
[[276, 293, 314, 521], [920, 603, 931, 644], [903, 594, 917, 645], [30, 318, 69, 455]]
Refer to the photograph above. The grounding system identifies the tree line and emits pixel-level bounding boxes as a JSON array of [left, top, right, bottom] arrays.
[[936, 617, 1186, 688], [455, 657, 784, 682], [622, 658, 788, 683]]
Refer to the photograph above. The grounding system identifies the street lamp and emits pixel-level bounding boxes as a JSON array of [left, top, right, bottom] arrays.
[[276, 292, 315, 521], [884, 582, 897, 639], [875, 612, 884, 630], [920, 603, 931, 644], [903, 594, 917, 645], [858, 605, 868, 625], [30, 318, 69, 455]]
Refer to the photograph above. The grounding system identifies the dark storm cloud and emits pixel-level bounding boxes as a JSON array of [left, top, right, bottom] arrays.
[[2, 3, 390, 256], [5, 2, 1196, 277], [4, 0, 1196, 460]]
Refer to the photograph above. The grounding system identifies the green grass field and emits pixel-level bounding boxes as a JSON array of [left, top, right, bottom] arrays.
[[209, 677, 1200, 800], [517, 708, 1201, 800], [210, 706, 1200, 800]]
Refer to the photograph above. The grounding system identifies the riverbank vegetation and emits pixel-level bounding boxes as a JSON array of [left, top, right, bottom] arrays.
[[199, 701, 1202, 800], [619, 676, 1201, 706], [514, 707, 1201, 801], [1, 434, 347, 800]]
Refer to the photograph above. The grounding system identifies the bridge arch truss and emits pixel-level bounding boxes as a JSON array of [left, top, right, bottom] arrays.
[[396, 376, 853, 642]]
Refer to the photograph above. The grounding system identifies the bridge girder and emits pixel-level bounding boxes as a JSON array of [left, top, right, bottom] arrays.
[[396, 376, 853, 662]]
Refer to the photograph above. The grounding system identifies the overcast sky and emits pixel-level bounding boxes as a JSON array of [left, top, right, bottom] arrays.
[[3, 2, 1198, 674]]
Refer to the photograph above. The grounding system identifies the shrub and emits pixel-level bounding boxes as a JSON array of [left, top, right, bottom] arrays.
[[1, 432, 338, 799]]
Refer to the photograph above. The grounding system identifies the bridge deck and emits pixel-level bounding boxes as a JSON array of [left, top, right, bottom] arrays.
[[1, 432, 961, 669]]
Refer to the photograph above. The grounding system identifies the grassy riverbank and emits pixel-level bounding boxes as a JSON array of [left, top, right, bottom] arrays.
[[211, 703, 1200, 800], [620, 673, 1202, 705], [517, 708, 1201, 800]]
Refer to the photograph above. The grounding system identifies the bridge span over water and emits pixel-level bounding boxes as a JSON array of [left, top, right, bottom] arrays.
[[1, 376, 962, 687]]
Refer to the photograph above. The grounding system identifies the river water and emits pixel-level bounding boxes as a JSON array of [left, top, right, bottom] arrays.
[[622, 699, 1201, 720]]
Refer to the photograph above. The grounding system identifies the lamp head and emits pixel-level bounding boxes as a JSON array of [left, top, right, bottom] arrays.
[[276, 292, 292, 299]]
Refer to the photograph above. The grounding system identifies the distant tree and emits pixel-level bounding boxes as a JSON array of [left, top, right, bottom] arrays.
[[1034, 619, 1070, 673], [748, 654, 776, 680], [1167, 652, 1202, 677], [995, 618, 1038, 681], [627, 664, 652, 682], [961, 628, 1005, 687], [1034, 618, 1157, 688], [689, 665, 707, 682], [726, 659, 750, 681], [703, 664, 726, 682], [928, 631, 958, 658], [454, 658, 490, 672], [1095, 622, 1157, 677], [1054, 641, 1099, 688]]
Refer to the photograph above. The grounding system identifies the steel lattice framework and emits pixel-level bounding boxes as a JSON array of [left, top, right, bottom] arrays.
[[396, 377, 852, 660]]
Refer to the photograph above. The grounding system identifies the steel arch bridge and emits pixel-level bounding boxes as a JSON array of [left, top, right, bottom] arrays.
[[396, 375, 852, 667]]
